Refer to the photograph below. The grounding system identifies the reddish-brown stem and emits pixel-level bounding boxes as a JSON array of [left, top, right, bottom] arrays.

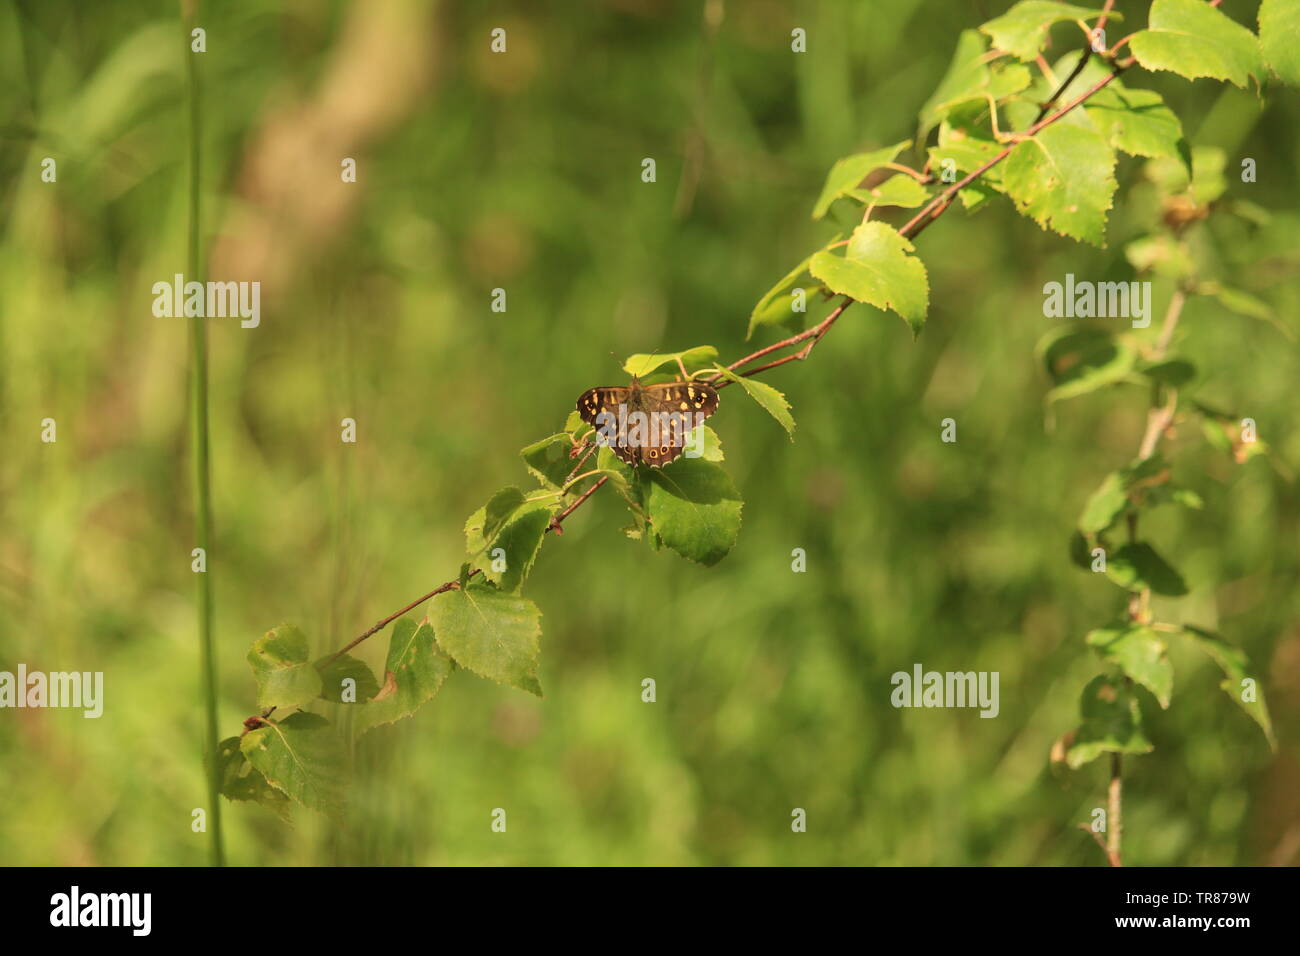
[[318, 573, 477, 670], [548, 475, 611, 534]]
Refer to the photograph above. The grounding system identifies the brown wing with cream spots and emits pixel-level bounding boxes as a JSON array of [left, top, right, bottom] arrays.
[[574, 380, 718, 469]]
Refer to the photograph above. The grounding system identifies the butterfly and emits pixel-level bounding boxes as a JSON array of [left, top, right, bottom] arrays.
[[576, 376, 719, 467]]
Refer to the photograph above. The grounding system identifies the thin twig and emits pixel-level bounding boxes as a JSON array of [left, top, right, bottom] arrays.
[[318, 574, 475, 670], [548, 475, 611, 534], [1107, 752, 1123, 866]]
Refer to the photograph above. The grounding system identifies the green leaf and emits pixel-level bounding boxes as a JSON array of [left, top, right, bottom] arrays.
[[927, 100, 1009, 211], [811, 140, 911, 220], [980, 2, 1111, 62], [464, 487, 528, 554], [846, 175, 931, 210], [477, 502, 552, 591], [217, 736, 292, 822], [314, 653, 380, 704], [1078, 473, 1128, 535], [1085, 84, 1188, 165], [919, 30, 1032, 133], [430, 581, 543, 696], [711, 365, 795, 439], [642, 458, 743, 566], [1086, 624, 1173, 708], [1079, 455, 1171, 534], [1144, 484, 1204, 511], [624, 347, 719, 378], [1125, 235, 1194, 280], [1066, 674, 1154, 768], [247, 625, 323, 711], [1179, 626, 1275, 748], [1105, 542, 1188, 596], [1138, 358, 1195, 387], [809, 222, 929, 334], [240, 712, 347, 818], [1037, 326, 1136, 403], [1130, 0, 1264, 88], [1260, 0, 1300, 85], [521, 433, 577, 491], [748, 254, 815, 337], [1144, 145, 1226, 204], [597, 446, 649, 536], [355, 619, 454, 734], [1003, 122, 1117, 246], [1020, 52, 1189, 168]]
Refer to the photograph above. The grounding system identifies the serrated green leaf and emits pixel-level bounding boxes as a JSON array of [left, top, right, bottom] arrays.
[[1003, 122, 1117, 246], [465, 487, 529, 555], [217, 736, 293, 822], [247, 625, 323, 711], [521, 433, 577, 490], [1087, 624, 1173, 708], [980, 2, 1111, 62], [711, 365, 795, 439], [1066, 674, 1154, 768], [748, 254, 815, 337], [476, 503, 553, 591], [811, 140, 911, 219], [624, 347, 719, 378], [1085, 84, 1189, 165], [642, 458, 743, 566], [314, 653, 379, 704], [1018, 52, 1190, 168], [1130, 0, 1264, 88], [928, 100, 1009, 211], [241, 712, 347, 818], [809, 222, 929, 334], [1179, 625, 1275, 748], [430, 582, 542, 696], [919, 30, 1032, 133], [1105, 541, 1188, 595], [1260, 0, 1300, 85], [354, 619, 454, 734]]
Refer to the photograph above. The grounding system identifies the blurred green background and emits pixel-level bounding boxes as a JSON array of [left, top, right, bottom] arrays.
[[1, 0, 1297, 866]]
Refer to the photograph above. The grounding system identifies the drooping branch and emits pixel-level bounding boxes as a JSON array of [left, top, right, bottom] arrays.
[[306, 30, 1146, 694]]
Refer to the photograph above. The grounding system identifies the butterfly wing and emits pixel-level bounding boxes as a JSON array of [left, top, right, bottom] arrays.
[[577, 386, 641, 466], [575, 381, 718, 469], [640, 381, 719, 468]]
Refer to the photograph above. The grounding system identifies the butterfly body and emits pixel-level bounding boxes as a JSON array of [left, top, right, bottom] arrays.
[[576, 377, 719, 468]]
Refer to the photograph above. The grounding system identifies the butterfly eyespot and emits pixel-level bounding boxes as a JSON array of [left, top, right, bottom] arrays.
[[648, 448, 658, 459]]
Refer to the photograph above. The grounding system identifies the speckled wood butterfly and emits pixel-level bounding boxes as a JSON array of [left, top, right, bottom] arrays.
[[576, 376, 719, 468]]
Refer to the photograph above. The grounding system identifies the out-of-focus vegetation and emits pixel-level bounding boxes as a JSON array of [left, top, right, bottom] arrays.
[[1, 0, 1297, 866]]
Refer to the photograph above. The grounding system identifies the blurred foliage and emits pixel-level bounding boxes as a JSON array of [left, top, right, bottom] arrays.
[[0, 0, 1297, 866]]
